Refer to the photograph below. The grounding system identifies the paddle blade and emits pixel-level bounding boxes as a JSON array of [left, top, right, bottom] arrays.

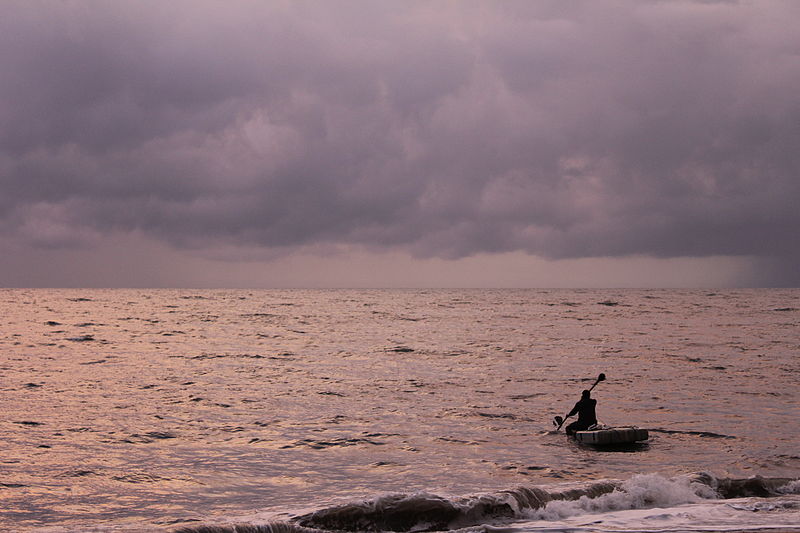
[[598, 373, 606, 382]]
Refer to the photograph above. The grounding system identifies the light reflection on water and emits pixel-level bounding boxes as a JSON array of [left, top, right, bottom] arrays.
[[0, 288, 798, 530]]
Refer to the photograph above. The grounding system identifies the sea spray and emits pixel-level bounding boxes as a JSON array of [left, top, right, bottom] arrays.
[[528, 474, 707, 521], [779, 479, 800, 495]]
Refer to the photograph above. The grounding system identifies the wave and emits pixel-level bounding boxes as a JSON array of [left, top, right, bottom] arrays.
[[694, 472, 797, 498], [174, 473, 800, 533], [292, 487, 556, 532], [174, 525, 326, 533]]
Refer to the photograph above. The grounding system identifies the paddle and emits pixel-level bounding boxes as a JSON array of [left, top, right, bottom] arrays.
[[554, 373, 605, 431], [589, 372, 606, 392]]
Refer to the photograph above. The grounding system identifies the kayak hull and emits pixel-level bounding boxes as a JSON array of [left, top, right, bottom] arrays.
[[573, 427, 649, 445]]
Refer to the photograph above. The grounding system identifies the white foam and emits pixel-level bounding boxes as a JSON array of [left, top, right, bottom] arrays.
[[526, 473, 707, 521], [510, 474, 800, 532], [514, 496, 800, 532], [779, 479, 800, 494]]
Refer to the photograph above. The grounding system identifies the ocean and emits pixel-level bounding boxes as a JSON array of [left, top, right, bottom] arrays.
[[1, 289, 798, 532]]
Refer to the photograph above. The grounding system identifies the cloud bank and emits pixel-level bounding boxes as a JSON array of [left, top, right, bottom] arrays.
[[1, 1, 798, 286]]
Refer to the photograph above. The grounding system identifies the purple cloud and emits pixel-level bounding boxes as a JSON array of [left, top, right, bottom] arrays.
[[1, 1, 798, 285]]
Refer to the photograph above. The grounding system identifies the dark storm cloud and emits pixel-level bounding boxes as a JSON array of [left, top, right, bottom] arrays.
[[1, 1, 799, 284]]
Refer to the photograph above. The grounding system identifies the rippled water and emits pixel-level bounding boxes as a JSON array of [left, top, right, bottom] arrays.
[[1, 289, 798, 532]]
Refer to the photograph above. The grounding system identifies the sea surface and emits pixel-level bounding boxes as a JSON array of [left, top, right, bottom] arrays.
[[1, 289, 798, 533]]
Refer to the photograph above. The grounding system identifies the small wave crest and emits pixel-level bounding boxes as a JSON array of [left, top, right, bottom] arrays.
[[692, 472, 797, 498]]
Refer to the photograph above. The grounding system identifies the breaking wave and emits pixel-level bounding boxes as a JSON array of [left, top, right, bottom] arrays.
[[174, 472, 800, 533]]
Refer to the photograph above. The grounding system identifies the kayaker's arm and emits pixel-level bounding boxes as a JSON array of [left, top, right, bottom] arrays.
[[566, 401, 581, 419], [557, 404, 579, 430]]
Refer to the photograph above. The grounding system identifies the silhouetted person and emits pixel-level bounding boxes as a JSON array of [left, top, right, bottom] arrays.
[[564, 390, 597, 435]]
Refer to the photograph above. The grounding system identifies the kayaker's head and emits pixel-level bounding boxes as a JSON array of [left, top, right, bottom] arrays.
[[582, 390, 591, 399]]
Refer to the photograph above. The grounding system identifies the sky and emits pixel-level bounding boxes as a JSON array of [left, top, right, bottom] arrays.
[[1, 1, 798, 288]]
